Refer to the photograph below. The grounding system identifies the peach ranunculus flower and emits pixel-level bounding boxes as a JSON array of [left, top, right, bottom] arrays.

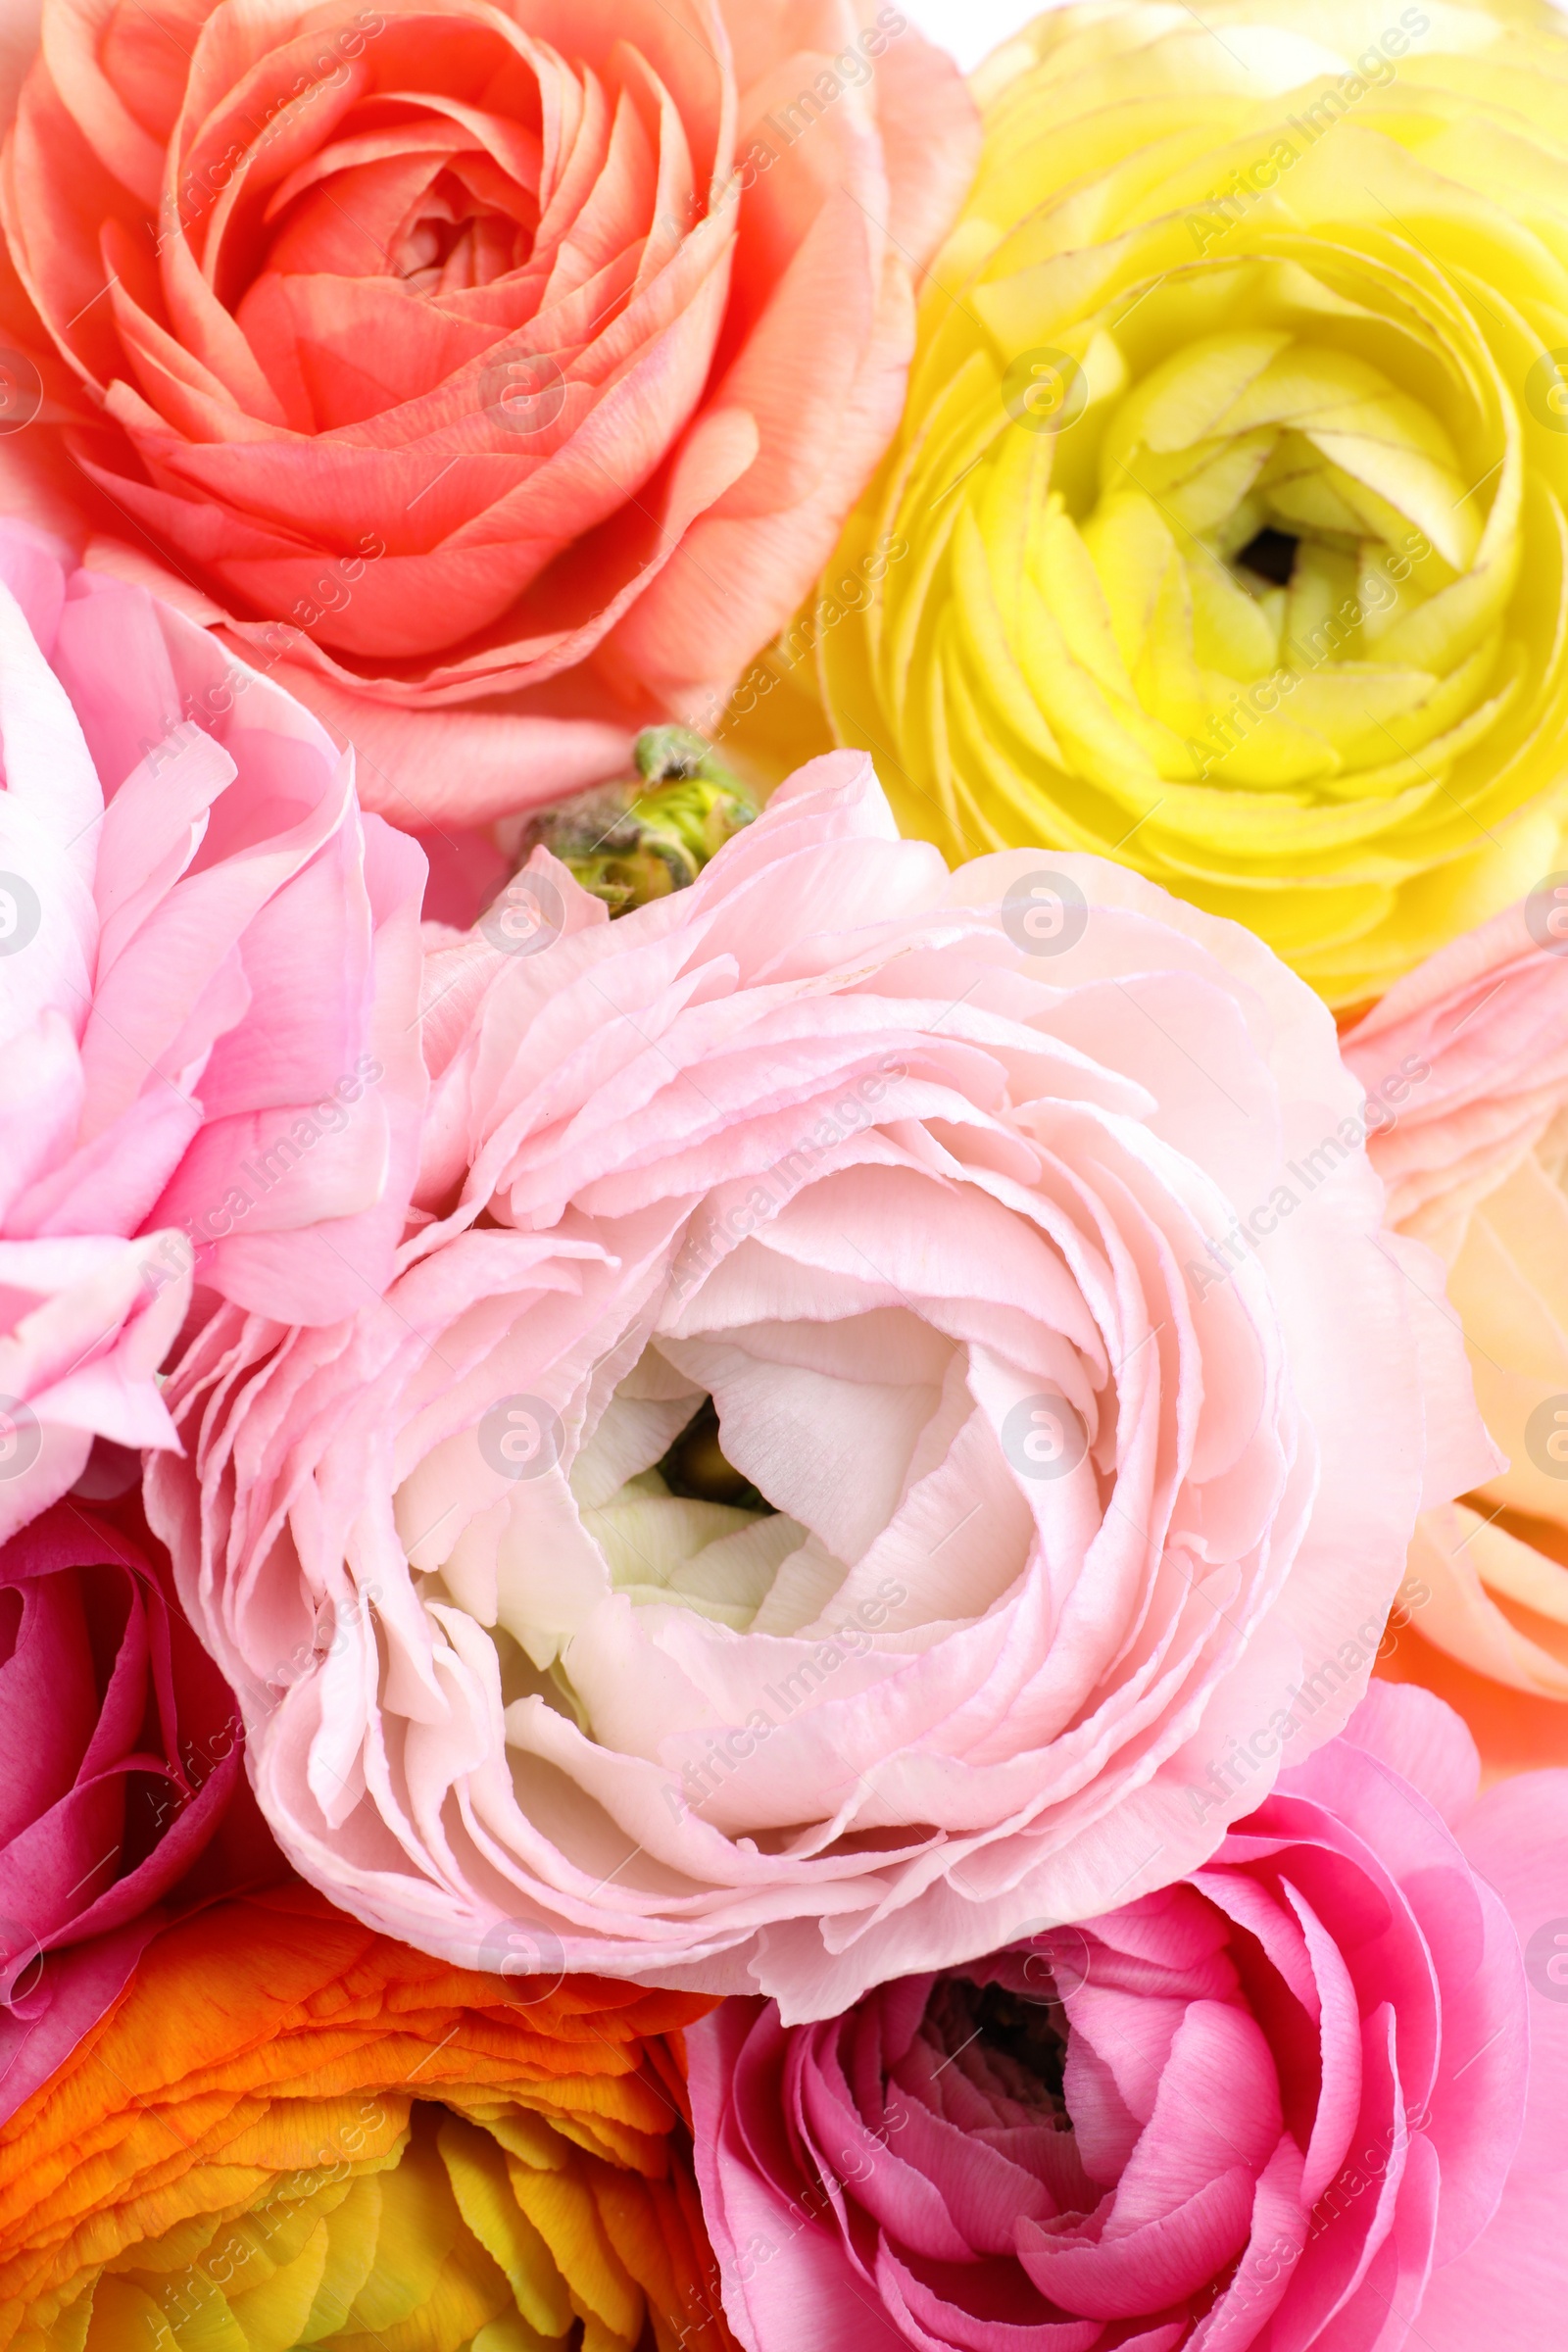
[[149, 753, 1493, 2022], [0, 1883, 732, 2352], [0, 0, 977, 825], [1344, 888, 1568, 1710]]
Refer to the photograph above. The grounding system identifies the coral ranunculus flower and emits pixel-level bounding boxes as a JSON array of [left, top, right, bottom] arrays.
[[0, 1883, 732, 2352], [0, 0, 977, 822], [814, 0, 1568, 1006], [150, 754, 1492, 2020], [688, 1685, 1568, 2352]]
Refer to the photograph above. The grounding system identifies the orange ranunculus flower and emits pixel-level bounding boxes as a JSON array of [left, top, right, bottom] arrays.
[[0, 0, 977, 826], [0, 1885, 733, 2352]]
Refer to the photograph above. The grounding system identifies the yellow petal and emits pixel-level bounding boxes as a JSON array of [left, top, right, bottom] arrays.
[[1190, 556, 1281, 678], [436, 2117, 573, 2341], [507, 2158, 642, 2347], [299, 2179, 383, 2346], [342, 2128, 464, 2333], [222, 2225, 329, 2352], [1080, 489, 1177, 675], [1104, 328, 1291, 465]]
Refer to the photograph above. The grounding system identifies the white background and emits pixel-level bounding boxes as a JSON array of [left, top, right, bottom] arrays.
[[902, 0, 1036, 70]]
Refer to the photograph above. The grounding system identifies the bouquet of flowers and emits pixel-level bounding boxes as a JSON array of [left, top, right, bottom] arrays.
[[0, 1, 1563, 2346]]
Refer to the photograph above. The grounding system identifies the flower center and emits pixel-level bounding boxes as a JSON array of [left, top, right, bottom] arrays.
[[926, 1977, 1071, 2126], [572, 1354, 805, 1633], [391, 169, 533, 293], [659, 1399, 774, 1514], [1041, 319, 1486, 791], [1235, 525, 1299, 589]]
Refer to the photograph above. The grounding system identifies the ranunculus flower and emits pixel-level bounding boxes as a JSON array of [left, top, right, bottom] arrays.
[[0, 0, 977, 824], [1344, 895, 1568, 1714], [0, 1497, 280, 2131], [809, 0, 1568, 1007], [0, 1881, 732, 2352], [688, 1683, 1568, 2352], [0, 516, 425, 1541], [150, 751, 1490, 2019]]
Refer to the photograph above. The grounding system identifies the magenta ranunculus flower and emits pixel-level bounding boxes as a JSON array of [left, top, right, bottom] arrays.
[[151, 754, 1491, 2019], [688, 1684, 1568, 2352], [0, 518, 426, 1542], [0, 1498, 278, 2128]]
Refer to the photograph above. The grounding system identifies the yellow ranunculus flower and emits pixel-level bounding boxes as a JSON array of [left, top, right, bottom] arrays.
[[816, 0, 1568, 1003]]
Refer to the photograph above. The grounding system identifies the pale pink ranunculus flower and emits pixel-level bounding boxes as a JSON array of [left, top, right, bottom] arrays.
[[1343, 901, 1568, 1712], [150, 753, 1492, 2020], [0, 518, 426, 1544], [688, 1683, 1566, 2352]]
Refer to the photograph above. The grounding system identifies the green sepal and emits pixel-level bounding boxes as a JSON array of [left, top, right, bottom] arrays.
[[518, 727, 757, 913]]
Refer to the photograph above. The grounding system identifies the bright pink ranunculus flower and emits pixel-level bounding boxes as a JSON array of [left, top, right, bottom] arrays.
[[1343, 902, 1568, 1719], [0, 518, 425, 1542], [0, 1499, 283, 2129], [688, 1683, 1567, 2352], [0, 0, 977, 822], [150, 753, 1491, 2019]]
